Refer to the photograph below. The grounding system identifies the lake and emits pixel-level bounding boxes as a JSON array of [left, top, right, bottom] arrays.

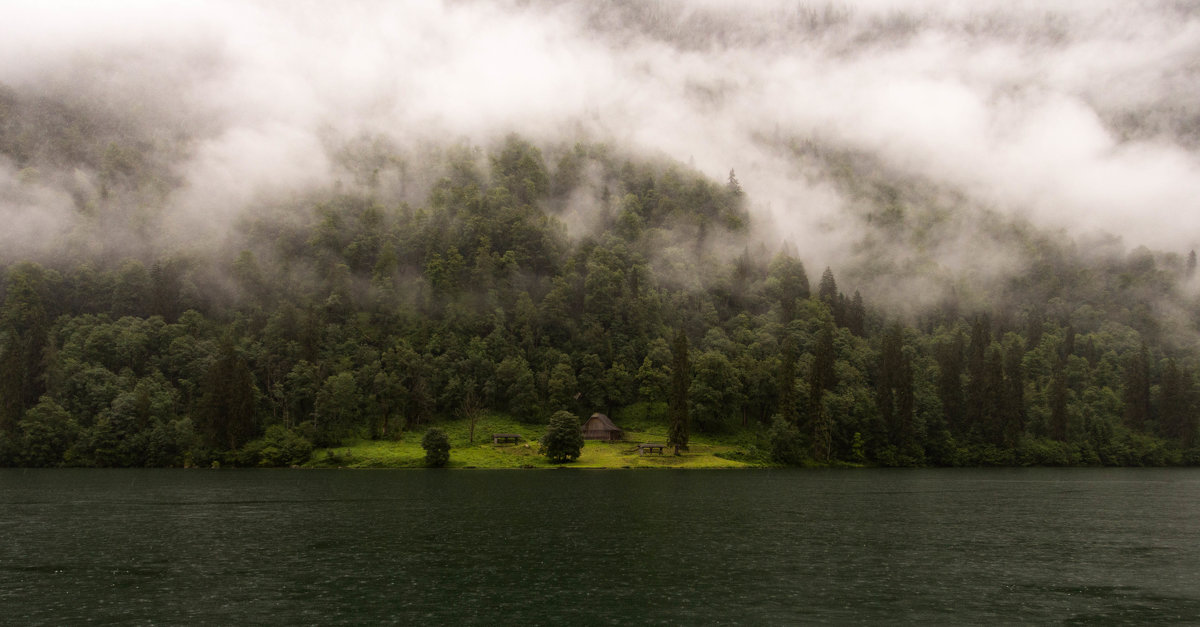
[[2, 468, 1199, 624]]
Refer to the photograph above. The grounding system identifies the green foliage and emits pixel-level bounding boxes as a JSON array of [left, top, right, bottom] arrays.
[[18, 397, 77, 467], [667, 330, 690, 453], [240, 425, 314, 467], [768, 416, 805, 465], [0, 133, 1195, 469], [542, 410, 583, 463], [421, 427, 451, 467]]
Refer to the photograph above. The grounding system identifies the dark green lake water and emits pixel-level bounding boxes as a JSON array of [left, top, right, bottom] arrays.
[[2, 468, 1199, 625]]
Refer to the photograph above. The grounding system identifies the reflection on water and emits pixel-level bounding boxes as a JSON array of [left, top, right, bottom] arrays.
[[2, 468, 1199, 624]]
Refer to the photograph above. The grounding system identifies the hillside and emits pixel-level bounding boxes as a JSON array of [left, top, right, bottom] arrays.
[[1, 125, 1198, 468]]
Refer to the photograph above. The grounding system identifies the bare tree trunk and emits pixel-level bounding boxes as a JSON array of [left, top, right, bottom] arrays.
[[460, 390, 482, 443]]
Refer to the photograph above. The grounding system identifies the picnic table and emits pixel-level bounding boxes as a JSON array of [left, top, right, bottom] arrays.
[[492, 433, 521, 444], [638, 443, 666, 455]]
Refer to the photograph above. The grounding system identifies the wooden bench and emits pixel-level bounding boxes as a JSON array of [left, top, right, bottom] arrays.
[[638, 443, 666, 455], [492, 433, 521, 445]]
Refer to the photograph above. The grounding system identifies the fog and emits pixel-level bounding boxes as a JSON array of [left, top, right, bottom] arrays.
[[2, 0, 1199, 294]]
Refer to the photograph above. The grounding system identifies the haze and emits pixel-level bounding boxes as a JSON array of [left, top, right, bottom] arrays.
[[2, 0, 1198, 284]]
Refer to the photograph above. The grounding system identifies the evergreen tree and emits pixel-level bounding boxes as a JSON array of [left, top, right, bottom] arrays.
[[767, 252, 809, 323], [726, 169, 742, 196], [818, 267, 838, 305], [982, 346, 1005, 445], [936, 332, 966, 436], [778, 334, 798, 425], [1049, 358, 1068, 441], [964, 317, 990, 439], [847, 291, 866, 336], [0, 263, 50, 434], [808, 323, 837, 460], [876, 324, 914, 451], [817, 268, 845, 326], [196, 338, 257, 451], [1158, 359, 1194, 446], [1001, 338, 1026, 446], [667, 330, 690, 454], [1123, 345, 1151, 431]]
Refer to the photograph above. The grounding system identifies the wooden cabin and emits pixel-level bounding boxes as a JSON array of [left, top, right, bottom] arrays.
[[581, 413, 623, 441]]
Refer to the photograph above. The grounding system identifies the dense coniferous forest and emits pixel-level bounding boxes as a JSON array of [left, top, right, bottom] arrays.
[[2, 118, 1199, 468]]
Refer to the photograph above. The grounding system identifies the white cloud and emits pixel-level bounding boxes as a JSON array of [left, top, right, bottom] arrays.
[[1, 0, 1198, 263]]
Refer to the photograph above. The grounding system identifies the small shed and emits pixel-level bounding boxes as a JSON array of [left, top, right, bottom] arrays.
[[581, 413, 623, 441]]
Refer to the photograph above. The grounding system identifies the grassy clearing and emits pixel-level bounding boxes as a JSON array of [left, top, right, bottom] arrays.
[[306, 411, 765, 469]]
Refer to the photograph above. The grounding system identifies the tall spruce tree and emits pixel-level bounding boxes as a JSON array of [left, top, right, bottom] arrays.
[[768, 252, 809, 323], [1001, 338, 1026, 446], [847, 291, 866, 336], [937, 332, 966, 437], [667, 329, 690, 454], [778, 334, 799, 425], [877, 324, 914, 451], [1158, 359, 1194, 446], [818, 267, 838, 305], [1123, 344, 1151, 431], [197, 338, 258, 451], [809, 323, 837, 460], [1049, 357, 1069, 441], [964, 317, 990, 439]]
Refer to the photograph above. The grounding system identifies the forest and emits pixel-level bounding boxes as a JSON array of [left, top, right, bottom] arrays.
[[1, 123, 1199, 468]]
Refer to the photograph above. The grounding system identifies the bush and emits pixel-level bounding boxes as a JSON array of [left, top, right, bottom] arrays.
[[768, 416, 804, 466], [542, 410, 583, 463], [240, 425, 314, 467], [421, 427, 451, 467], [1015, 437, 1081, 467]]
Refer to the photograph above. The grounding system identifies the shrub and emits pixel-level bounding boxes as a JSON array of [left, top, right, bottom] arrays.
[[768, 416, 804, 466], [421, 427, 451, 467], [542, 410, 583, 463], [240, 425, 314, 467]]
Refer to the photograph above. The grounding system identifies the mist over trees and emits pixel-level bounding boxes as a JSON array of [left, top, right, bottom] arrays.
[[1, 1, 1200, 467], [0, 131, 1198, 467]]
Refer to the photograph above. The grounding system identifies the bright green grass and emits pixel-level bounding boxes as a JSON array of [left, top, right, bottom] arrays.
[[306, 411, 764, 469]]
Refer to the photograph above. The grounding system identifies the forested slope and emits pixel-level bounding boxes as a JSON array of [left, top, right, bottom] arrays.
[[1, 122, 1198, 467]]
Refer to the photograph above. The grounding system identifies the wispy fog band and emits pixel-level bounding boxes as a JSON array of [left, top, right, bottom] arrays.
[[2, 0, 1198, 268]]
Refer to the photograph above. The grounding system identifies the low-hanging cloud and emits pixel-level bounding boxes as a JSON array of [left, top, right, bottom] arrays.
[[1, 0, 1199, 283]]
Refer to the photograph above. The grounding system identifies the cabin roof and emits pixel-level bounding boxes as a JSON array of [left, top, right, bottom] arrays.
[[584, 413, 621, 431]]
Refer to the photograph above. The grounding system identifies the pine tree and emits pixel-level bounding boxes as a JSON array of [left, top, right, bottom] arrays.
[[1049, 358, 1068, 441], [964, 317, 990, 439], [808, 323, 837, 458], [0, 264, 50, 434], [667, 329, 690, 454], [983, 346, 1005, 445], [1123, 345, 1151, 431], [818, 267, 838, 304], [876, 323, 914, 451], [936, 332, 966, 437], [1158, 359, 1195, 446], [817, 267, 845, 326], [778, 334, 798, 425], [1001, 338, 1026, 446], [197, 337, 258, 451], [727, 169, 743, 196], [768, 252, 809, 323], [847, 291, 866, 336]]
